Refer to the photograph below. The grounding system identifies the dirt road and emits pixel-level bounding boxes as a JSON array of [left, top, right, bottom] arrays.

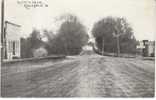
[[1, 55, 155, 97]]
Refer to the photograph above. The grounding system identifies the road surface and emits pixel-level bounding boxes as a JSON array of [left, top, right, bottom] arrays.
[[1, 55, 155, 97]]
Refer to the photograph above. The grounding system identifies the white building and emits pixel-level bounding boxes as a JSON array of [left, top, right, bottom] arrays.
[[148, 41, 155, 56], [4, 21, 21, 60], [82, 38, 95, 51], [137, 40, 155, 57]]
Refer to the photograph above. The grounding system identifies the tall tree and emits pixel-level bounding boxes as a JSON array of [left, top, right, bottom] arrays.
[[21, 29, 43, 58], [48, 14, 89, 55], [92, 17, 137, 54]]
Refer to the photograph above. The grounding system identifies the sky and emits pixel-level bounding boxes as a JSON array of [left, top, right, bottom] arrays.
[[3, 0, 156, 40]]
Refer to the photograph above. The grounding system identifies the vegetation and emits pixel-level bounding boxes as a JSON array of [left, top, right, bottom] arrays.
[[21, 14, 89, 57], [21, 29, 44, 58], [21, 15, 138, 58], [92, 17, 137, 54], [45, 14, 89, 55]]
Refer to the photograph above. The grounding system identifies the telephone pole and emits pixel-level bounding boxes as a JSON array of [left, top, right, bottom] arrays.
[[113, 32, 120, 57], [116, 35, 120, 57], [1, 0, 4, 63], [102, 37, 104, 56]]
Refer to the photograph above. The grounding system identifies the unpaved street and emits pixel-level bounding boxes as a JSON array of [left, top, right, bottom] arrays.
[[1, 55, 155, 97]]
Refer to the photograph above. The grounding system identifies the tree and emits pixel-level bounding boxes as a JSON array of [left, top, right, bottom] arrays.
[[33, 47, 48, 57], [28, 29, 43, 49], [21, 29, 44, 58], [92, 17, 137, 55], [47, 14, 89, 55], [43, 29, 55, 42], [20, 37, 28, 58]]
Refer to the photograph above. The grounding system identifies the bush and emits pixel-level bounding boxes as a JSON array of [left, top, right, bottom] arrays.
[[151, 53, 155, 57], [33, 47, 48, 57]]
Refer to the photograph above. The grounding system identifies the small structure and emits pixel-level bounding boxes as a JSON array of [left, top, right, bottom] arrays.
[[80, 39, 95, 55], [82, 39, 94, 51], [3, 21, 21, 60], [137, 40, 155, 57], [82, 43, 93, 51], [148, 41, 155, 57]]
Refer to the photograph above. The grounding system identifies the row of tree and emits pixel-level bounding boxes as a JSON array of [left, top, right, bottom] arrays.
[[45, 14, 89, 55], [21, 29, 45, 58], [92, 17, 137, 55], [21, 14, 137, 58], [21, 14, 89, 58]]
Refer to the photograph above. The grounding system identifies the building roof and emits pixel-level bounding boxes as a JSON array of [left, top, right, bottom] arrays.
[[5, 21, 21, 27], [138, 40, 155, 46]]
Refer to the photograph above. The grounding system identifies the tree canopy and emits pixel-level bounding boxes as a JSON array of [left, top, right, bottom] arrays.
[[46, 14, 89, 55], [21, 29, 44, 58], [92, 17, 137, 54]]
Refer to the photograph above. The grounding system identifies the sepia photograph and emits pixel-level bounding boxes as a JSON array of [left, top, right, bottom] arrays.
[[0, 0, 155, 97]]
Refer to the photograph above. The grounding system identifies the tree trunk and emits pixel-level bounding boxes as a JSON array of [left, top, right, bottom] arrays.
[[102, 37, 104, 56], [117, 36, 120, 57]]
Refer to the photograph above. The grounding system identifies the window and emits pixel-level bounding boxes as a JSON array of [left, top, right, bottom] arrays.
[[8, 41, 12, 52], [13, 41, 15, 55]]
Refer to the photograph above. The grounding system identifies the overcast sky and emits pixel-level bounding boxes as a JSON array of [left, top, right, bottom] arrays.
[[4, 0, 156, 40]]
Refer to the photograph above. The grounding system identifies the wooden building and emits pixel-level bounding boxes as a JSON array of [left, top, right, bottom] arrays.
[[137, 40, 155, 57], [3, 21, 21, 60]]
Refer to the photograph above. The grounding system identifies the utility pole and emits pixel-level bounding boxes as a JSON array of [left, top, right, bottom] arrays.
[[113, 32, 120, 57], [102, 37, 104, 56], [116, 35, 120, 57], [1, 0, 4, 93], [1, 0, 4, 63]]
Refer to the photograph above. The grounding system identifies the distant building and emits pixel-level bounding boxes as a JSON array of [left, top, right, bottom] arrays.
[[3, 21, 21, 60], [82, 45, 93, 51], [82, 39, 94, 51], [81, 41, 94, 55], [148, 41, 155, 57], [137, 40, 155, 57]]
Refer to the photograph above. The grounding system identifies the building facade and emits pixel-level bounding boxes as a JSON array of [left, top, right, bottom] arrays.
[[3, 21, 21, 60], [137, 40, 155, 57], [148, 41, 155, 57]]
